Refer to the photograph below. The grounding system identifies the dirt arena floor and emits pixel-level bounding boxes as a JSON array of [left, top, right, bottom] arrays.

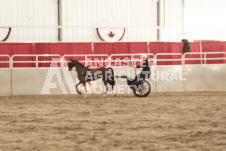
[[0, 92, 226, 151]]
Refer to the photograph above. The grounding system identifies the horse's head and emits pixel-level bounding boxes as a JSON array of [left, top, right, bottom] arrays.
[[68, 59, 75, 71], [68, 59, 85, 71]]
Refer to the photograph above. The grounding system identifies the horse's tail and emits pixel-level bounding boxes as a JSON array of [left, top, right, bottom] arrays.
[[107, 67, 115, 88]]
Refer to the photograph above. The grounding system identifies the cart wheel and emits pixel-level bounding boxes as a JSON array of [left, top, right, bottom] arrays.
[[133, 80, 151, 97]]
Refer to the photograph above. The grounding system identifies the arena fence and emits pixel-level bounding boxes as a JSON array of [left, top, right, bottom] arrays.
[[11, 54, 62, 68], [0, 55, 10, 68], [62, 54, 110, 67], [1, 52, 226, 68], [109, 53, 155, 67], [183, 52, 226, 65], [0, 52, 226, 96]]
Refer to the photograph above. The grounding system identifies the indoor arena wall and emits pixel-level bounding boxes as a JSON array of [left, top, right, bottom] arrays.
[[1, 64, 226, 96]]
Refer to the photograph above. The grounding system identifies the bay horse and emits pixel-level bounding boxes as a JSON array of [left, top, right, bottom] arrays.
[[68, 59, 115, 95]]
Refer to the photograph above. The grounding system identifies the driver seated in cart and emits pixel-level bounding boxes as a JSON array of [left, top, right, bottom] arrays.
[[135, 54, 151, 80], [129, 54, 151, 91]]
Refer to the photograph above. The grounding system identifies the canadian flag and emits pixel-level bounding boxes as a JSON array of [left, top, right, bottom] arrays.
[[96, 27, 125, 42]]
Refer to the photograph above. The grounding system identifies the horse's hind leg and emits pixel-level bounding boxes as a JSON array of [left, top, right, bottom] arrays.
[[76, 81, 82, 95], [102, 80, 108, 95], [83, 82, 88, 94], [110, 80, 115, 90], [105, 85, 108, 94], [107, 79, 115, 96], [83, 82, 88, 97]]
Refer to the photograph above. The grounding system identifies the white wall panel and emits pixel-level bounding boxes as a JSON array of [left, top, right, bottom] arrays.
[[154, 65, 184, 92], [0, 0, 58, 42], [1, 64, 226, 96], [12, 68, 63, 95], [184, 64, 226, 91], [0, 69, 11, 96], [160, 0, 183, 41], [0, 0, 158, 42], [184, 0, 226, 9], [184, 0, 226, 41], [61, 0, 157, 42], [4, 0, 222, 42]]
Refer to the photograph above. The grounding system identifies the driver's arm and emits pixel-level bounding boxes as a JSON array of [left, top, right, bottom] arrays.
[[136, 65, 143, 68], [136, 61, 145, 68]]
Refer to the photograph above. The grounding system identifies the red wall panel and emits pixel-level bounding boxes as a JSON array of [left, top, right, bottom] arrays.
[[34, 43, 93, 67], [1, 41, 226, 67], [0, 43, 92, 67], [93, 42, 147, 55], [189, 42, 200, 52], [201, 41, 224, 64], [149, 42, 183, 65]]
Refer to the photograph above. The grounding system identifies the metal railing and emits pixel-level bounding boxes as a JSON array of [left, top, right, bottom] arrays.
[[0, 52, 226, 68], [154, 53, 183, 65], [62, 54, 110, 67], [110, 53, 155, 66], [0, 55, 10, 68], [183, 52, 226, 65], [11, 54, 62, 68]]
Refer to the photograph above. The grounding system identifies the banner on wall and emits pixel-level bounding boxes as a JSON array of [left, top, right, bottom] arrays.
[[0, 27, 11, 41], [96, 27, 126, 42]]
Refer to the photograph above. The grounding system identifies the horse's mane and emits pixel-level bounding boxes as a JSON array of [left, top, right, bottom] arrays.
[[70, 59, 86, 68]]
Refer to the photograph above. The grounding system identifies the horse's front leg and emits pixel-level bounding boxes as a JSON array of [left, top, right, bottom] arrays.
[[83, 82, 88, 94], [76, 81, 83, 95]]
